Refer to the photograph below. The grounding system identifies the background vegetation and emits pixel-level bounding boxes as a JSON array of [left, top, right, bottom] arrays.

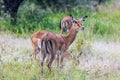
[[0, 0, 119, 41]]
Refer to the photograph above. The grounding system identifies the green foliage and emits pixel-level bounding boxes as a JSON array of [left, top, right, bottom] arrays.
[[92, 2, 120, 41], [0, 0, 120, 41]]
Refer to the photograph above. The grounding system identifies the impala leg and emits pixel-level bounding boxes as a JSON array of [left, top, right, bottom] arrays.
[[40, 52, 46, 73], [33, 46, 40, 60], [33, 48, 37, 60], [47, 53, 55, 71], [56, 52, 63, 68], [31, 39, 41, 60], [57, 52, 63, 68], [59, 53, 64, 68], [56, 53, 60, 67], [60, 54, 64, 68]]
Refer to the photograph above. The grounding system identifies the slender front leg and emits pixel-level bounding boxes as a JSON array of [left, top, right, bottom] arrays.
[[56, 53, 60, 67], [59, 52, 64, 68], [56, 52, 64, 68], [60, 54, 64, 68]]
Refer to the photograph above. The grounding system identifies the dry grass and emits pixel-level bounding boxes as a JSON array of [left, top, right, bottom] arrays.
[[0, 31, 120, 80]]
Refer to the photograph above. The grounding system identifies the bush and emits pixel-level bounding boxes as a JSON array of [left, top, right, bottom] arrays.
[[0, 0, 120, 41]]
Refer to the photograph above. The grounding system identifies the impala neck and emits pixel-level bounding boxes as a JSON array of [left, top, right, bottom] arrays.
[[64, 27, 77, 48]]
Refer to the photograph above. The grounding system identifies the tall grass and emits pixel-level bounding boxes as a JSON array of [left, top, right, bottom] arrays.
[[1, 61, 79, 80], [92, 2, 120, 41], [1, 58, 120, 80]]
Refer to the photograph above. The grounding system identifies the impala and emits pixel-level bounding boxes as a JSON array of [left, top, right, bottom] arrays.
[[31, 30, 48, 60], [60, 15, 74, 34], [31, 33, 72, 62], [31, 15, 75, 60], [40, 16, 87, 71], [31, 30, 72, 69], [31, 30, 72, 66]]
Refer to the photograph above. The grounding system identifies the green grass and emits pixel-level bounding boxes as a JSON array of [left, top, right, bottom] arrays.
[[1, 60, 120, 80], [1, 60, 40, 80], [1, 61, 86, 80]]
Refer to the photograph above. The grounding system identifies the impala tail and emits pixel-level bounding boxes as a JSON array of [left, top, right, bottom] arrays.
[[41, 40, 52, 54], [40, 38, 55, 71]]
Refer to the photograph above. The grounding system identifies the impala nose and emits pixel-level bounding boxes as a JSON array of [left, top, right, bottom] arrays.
[[81, 27, 84, 30]]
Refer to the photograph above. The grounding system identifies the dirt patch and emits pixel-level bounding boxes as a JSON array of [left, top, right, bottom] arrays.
[[0, 32, 32, 63]]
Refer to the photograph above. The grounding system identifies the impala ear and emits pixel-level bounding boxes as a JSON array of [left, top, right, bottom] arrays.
[[70, 15, 75, 22], [80, 16, 88, 22], [72, 20, 77, 24], [69, 14, 73, 19], [69, 14, 77, 23]]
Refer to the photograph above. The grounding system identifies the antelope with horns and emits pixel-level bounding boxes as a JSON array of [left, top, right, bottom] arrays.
[[40, 16, 87, 71]]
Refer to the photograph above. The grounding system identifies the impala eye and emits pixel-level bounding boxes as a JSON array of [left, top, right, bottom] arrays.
[[73, 20, 77, 24]]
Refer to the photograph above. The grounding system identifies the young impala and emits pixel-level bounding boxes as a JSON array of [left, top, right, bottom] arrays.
[[40, 16, 87, 71], [60, 15, 74, 34], [31, 15, 74, 60]]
